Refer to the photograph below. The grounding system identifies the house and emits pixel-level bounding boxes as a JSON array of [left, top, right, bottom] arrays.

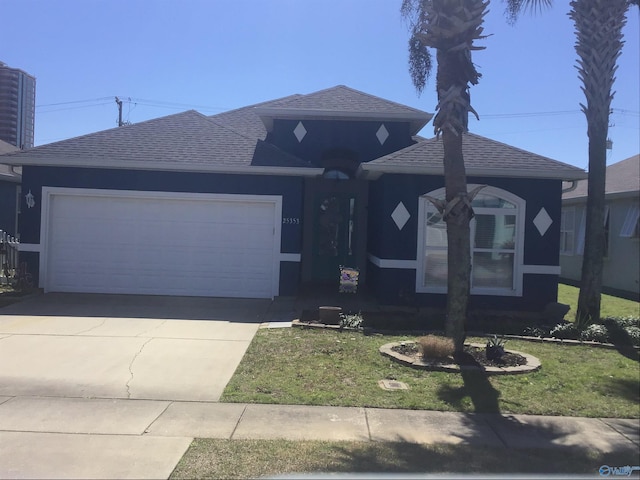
[[0, 139, 20, 237], [560, 155, 640, 300], [0, 85, 586, 312]]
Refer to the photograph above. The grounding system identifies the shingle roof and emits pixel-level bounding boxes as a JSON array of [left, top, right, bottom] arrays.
[[362, 132, 586, 180], [208, 94, 302, 140], [254, 85, 432, 134], [271, 85, 428, 117], [0, 110, 258, 168], [0, 85, 586, 181], [0, 140, 18, 155], [563, 154, 640, 199], [0, 140, 20, 182]]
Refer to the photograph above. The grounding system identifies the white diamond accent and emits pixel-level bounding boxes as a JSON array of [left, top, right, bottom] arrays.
[[376, 124, 389, 145], [533, 207, 553, 236], [391, 202, 410, 231], [293, 121, 307, 142]]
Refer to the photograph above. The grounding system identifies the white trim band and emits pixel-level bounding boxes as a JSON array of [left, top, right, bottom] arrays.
[[521, 265, 561, 275], [280, 253, 301, 262], [18, 243, 41, 253], [368, 253, 417, 269]]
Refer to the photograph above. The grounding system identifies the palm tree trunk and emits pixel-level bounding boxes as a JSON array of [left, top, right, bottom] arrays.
[[442, 128, 471, 353], [571, 0, 628, 324], [576, 129, 607, 323]]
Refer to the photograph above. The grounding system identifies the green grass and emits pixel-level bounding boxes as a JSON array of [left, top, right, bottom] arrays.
[[221, 328, 640, 418], [558, 283, 640, 319], [170, 439, 638, 479]]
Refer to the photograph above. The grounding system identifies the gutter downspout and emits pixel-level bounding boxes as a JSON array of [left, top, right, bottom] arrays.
[[562, 180, 579, 194]]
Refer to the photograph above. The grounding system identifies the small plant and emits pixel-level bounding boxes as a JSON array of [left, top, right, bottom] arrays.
[[574, 312, 594, 332], [523, 325, 550, 338], [485, 335, 506, 360], [339, 312, 364, 330], [579, 324, 610, 343], [550, 322, 580, 340], [416, 335, 454, 359]]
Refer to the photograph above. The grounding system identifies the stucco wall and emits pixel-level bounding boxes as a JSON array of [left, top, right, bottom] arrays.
[[18, 166, 305, 295], [367, 173, 563, 311]]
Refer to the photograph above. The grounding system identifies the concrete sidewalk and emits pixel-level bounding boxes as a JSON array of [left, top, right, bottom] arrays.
[[0, 395, 638, 479]]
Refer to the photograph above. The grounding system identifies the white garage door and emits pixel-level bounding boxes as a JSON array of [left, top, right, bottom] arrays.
[[43, 189, 281, 298]]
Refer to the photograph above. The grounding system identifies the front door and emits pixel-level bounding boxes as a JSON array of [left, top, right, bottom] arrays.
[[311, 192, 357, 281], [301, 177, 367, 285]]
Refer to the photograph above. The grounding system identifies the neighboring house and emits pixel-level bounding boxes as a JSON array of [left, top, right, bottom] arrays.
[[560, 155, 640, 300], [0, 139, 20, 237], [0, 85, 586, 312]]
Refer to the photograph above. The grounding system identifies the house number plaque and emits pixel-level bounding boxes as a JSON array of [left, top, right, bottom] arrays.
[[282, 217, 300, 225]]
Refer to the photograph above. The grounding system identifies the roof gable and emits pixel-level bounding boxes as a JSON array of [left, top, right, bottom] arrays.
[[254, 85, 432, 135], [362, 132, 586, 180]]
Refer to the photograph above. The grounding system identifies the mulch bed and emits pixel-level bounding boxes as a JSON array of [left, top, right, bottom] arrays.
[[391, 342, 527, 368]]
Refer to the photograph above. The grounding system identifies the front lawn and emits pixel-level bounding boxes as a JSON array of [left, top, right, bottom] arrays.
[[221, 328, 639, 418], [170, 439, 637, 479], [558, 283, 639, 319]]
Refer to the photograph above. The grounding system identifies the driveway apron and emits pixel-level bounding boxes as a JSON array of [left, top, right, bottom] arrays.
[[0, 293, 266, 402]]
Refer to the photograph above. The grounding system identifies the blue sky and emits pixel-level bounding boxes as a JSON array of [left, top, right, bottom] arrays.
[[1, 0, 638, 169]]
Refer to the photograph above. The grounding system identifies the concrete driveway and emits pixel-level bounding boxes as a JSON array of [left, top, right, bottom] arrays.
[[0, 293, 268, 401]]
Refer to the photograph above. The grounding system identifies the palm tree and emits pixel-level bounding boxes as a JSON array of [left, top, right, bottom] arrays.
[[571, 0, 631, 324], [404, 0, 637, 348], [507, 0, 636, 324], [401, 0, 489, 353]]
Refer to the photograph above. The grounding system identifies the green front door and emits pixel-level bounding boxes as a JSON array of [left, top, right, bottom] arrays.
[[311, 193, 357, 282]]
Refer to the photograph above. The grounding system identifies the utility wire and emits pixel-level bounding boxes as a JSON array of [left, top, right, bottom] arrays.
[[35, 96, 639, 118]]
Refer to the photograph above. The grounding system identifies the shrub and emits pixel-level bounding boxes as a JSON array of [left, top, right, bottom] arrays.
[[339, 312, 364, 330], [550, 322, 580, 340], [601, 317, 640, 346], [417, 335, 455, 359], [602, 316, 640, 329], [579, 324, 610, 343], [623, 326, 640, 346]]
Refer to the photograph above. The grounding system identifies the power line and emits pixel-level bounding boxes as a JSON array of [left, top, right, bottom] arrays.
[[36, 97, 112, 108]]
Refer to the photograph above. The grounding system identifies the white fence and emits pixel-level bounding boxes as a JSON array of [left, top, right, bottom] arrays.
[[0, 230, 19, 285]]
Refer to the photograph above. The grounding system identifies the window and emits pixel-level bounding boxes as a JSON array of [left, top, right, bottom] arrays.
[[620, 205, 640, 238], [576, 205, 612, 255], [417, 186, 525, 296], [560, 208, 575, 255]]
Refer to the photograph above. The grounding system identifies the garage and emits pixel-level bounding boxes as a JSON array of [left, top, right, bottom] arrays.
[[41, 188, 282, 298]]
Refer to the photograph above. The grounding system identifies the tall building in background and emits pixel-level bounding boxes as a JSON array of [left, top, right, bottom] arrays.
[[0, 62, 36, 149]]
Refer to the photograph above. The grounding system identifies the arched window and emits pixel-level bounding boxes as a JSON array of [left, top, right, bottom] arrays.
[[416, 185, 526, 296]]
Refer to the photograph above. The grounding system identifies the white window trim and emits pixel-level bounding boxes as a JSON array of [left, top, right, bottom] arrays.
[[416, 185, 526, 297], [560, 207, 575, 256]]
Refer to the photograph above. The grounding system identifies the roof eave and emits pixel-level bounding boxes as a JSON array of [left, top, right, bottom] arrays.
[[359, 163, 588, 181], [11, 158, 324, 177], [564, 190, 640, 202]]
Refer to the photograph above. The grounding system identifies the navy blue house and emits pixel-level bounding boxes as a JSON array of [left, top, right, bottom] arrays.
[[0, 86, 585, 311]]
